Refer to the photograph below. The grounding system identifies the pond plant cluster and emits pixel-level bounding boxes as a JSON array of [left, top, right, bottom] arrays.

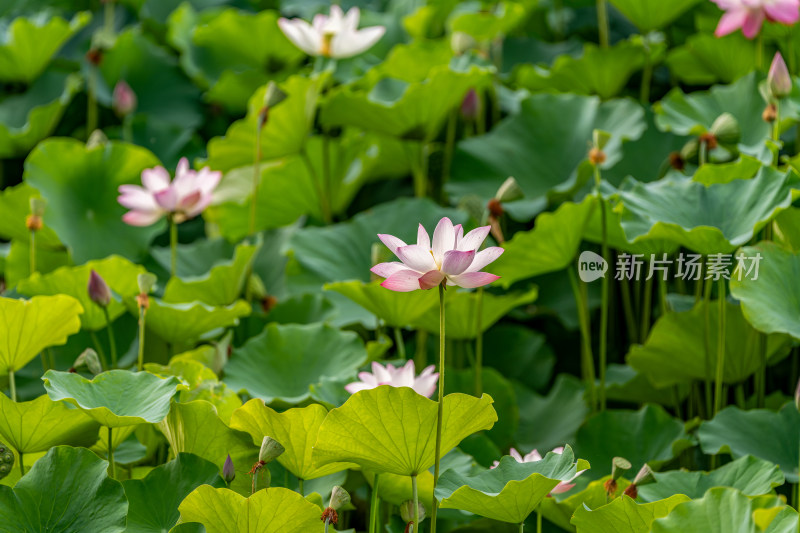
[[4, 0, 800, 532]]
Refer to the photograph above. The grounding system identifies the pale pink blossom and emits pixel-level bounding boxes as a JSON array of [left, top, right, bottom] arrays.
[[112, 80, 137, 116], [344, 360, 438, 398], [492, 446, 584, 495], [118, 158, 221, 226], [278, 5, 385, 59], [711, 0, 799, 39], [371, 217, 503, 292]]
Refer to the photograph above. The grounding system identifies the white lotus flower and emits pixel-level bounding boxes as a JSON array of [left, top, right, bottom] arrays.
[[278, 5, 385, 59]]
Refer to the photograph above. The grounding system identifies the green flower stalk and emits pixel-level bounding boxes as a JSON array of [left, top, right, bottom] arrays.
[[26, 198, 45, 276], [401, 497, 425, 533], [249, 436, 284, 494], [249, 82, 286, 235], [136, 273, 156, 371]]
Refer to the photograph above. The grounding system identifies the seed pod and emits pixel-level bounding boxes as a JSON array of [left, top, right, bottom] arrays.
[[328, 486, 351, 511], [400, 500, 426, 523], [710, 112, 740, 148], [259, 436, 285, 463], [495, 177, 523, 203], [610, 456, 632, 481], [0, 443, 14, 480]]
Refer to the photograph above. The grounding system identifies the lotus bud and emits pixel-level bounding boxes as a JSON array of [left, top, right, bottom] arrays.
[[400, 500, 426, 523], [0, 444, 13, 480], [451, 31, 477, 55], [460, 88, 480, 121], [112, 80, 137, 117], [223, 454, 236, 484], [259, 436, 285, 463], [495, 176, 524, 203], [88, 269, 111, 308], [768, 52, 792, 99], [71, 348, 103, 375], [610, 456, 632, 481], [328, 486, 351, 511], [86, 129, 108, 149], [26, 198, 46, 232], [709, 112, 740, 147]]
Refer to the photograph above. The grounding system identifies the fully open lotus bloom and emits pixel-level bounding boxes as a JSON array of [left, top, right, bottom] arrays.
[[278, 5, 386, 59], [118, 158, 221, 226], [491, 447, 584, 494], [344, 360, 439, 398], [711, 0, 799, 38], [372, 217, 503, 292]]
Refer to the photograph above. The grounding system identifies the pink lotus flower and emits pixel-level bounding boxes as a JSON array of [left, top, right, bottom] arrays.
[[118, 158, 221, 226], [491, 447, 584, 495], [711, 0, 799, 39], [278, 5, 385, 59], [112, 80, 137, 117], [344, 360, 438, 398], [371, 217, 503, 292], [768, 51, 792, 98]]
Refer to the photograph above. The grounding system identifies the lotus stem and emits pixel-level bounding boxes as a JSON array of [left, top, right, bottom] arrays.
[[773, 101, 781, 143], [713, 280, 727, 416], [640, 274, 653, 341], [431, 283, 446, 533], [699, 139, 708, 167], [537, 507, 543, 533], [18, 450, 24, 476], [415, 330, 428, 370], [104, 0, 115, 36], [137, 306, 146, 371], [298, 478, 304, 495], [300, 147, 331, 224], [90, 330, 108, 371], [475, 287, 484, 397], [394, 327, 407, 360], [29, 230, 36, 274], [595, 166, 609, 411], [412, 474, 420, 533], [108, 427, 116, 479], [87, 67, 97, 138], [249, 124, 263, 236], [322, 134, 333, 222], [596, 0, 609, 48], [102, 307, 118, 369], [122, 116, 133, 144], [640, 60, 652, 105], [796, 445, 800, 510], [568, 266, 597, 411], [703, 275, 713, 417], [8, 368, 15, 402], [369, 474, 381, 533], [169, 215, 178, 278], [619, 271, 637, 343], [440, 109, 457, 203]]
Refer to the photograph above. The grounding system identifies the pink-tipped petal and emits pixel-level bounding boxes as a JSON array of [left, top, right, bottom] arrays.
[[345, 381, 372, 394], [141, 166, 171, 191], [715, 8, 749, 36], [741, 9, 765, 38], [550, 483, 576, 495], [371, 262, 407, 279], [509, 448, 523, 462], [381, 270, 423, 292], [118, 185, 158, 211], [466, 247, 505, 273], [396, 244, 438, 272], [417, 223, 431, 249], [418, 270, 446, 290], [371, 361, 392, 384], [458, 226, 491, 252], [414, 372, 439, 398], [154, 187, 178, 211], [450, 271, 500, 289], [765, 0, 800, 24], [431, 217, 456, 263], [122, 210, 163, 226], [378, 234, 407, 255], [441, 249, 475, 276]]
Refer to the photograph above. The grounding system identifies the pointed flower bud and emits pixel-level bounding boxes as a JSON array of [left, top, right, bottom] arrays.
[[259, 436, 285, 463], [495, 176, 523, 203], [72, 348, 103, 375], [400, 500, 426, 523], [0, 443, 14, 480], [328, 486, 351, 511], [460, 88, 480, 121], [223, 454, 236, 483], [88, 269, 111, 308], [610, 456, 632, 481], [112, 80, 137, 117], [768, 52, 792, 99]]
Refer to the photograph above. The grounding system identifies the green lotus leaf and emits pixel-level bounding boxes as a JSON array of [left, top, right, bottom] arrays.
[[540, 475, 633, 531], [654, 73, 771, 155], [692, 155, 762, 185], [583, 195, 679, 256], [312, 386, 497, 476], [604, 364, 688, 406], [43, 369, 181, 428], [571, 494, 690, 533], [449, 2, 526, 41], [0, 294, 82, 375], [164, 242, 258, 306], [0, 69, 82, 158], [484, 325, 555, 393], [650, 487, 758, 532], [755, 506, 800, 532], [325, 280, 439, 328], [320, 65, 491, 141], [436, 446, 589, 524], [730, 243, 800, 339], [628, 300, 790, 388], [17, 255, 146, 331], [0, 393, 99, 454], [774, 208, 800, 252], [178, 485, 323, 533], [135, 297, 250, 345], [0, 12, 90, 82], [617, 167, 800, 254], [515, 41, 647, 99], [230, 400, 355, 480], [609, 0, 699, 30], [157, 400, 257, 494], [574, 405, 689, 481], [666, 33, 757, 86], [24, 138, 165, 263], [0, 183, 59, 246], [638, 455, 784, 503], [123, 453, 226, 533], [516, 374, 588, 453], [697, 403, 800, 483], [0, 446, 127, 533], [411, 288, 538, 340], [224, 323, 367, 404], [448, 93, 645, 203]]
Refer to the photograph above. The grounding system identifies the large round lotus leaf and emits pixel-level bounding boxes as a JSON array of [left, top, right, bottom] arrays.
[[0, 12, 90, 82], [638, 455, 784, 503], [320, 65, 491, 141], [692, 155, 763, 186], [571, 494, 689, 533], [448, 93, 645, 203], [609, 0, 699, 31], [628, 300, 790, 388], [0, 446, 127, 533], [99, 29, 203, 130], [650, 487, 758, 533], [163, 242, 258, 306], [411, 288, 538, 339], [0, 295, 82, 375], [485, 325, 555, 393], [17, 255, 146, 331], [697, 403, 800, 483], [617, 167, 800, 254], [515, 374, 588, 453], [43, 369, 181, 428], [654, 73, 771, 155], [540, 475, 633, 531], [515, 41, 647, 99], [666, 34, 757, 86], [134, 297, 250, 345], [224, 323, 367, 404], [0, 183, 59, 246], [312, 386, 497, 476], [436, 446, 589, 524], [574, 405, 690, 481], [730, 243, 800, 339], [178, 485, 323, 533], [325, 280, 439, 328], [123, 453, 225, 533], [0, 70, 81, 158], [24, 138, 165, 263], [0, 393, 99, 454], [230, 400, 355, 480]]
